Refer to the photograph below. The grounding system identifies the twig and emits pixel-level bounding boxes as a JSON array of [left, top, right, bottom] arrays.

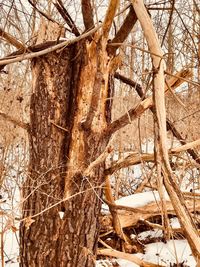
[[108, 6, 137, 55], [50, 120, 69, 132], [165, 70, 200, 87]]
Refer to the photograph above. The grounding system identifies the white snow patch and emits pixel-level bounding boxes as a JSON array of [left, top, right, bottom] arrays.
[[170, 217, 181, 229], [143, 240, 196, 266], [115, 191, 169, 208]]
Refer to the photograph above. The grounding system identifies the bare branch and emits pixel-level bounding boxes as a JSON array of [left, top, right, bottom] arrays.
[[0, 25, 100, 67], [105, 137, 200, 175], [97, 248, 164, 267], [161, 0, 175, 46], [105, 153, 154, 175], [114, 71, 200, 165], [105, 68, 191, 137], [0, 27, 25, 50], [27, 0, 57, 23], [54, 0, 80, 36], [108, 6, 137, 55], [114, 72, 144, 97], [81, 0, 94, 31]]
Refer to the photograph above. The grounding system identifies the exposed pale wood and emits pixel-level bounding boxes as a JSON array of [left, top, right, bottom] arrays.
[[170, 138, 200, 153], [104, 175, 129, 242], [102, 0, 119, 38], [20, 19, 113, 266]]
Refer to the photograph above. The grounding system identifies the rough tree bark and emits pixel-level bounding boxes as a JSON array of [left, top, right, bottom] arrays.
[[19, 17, 117, 266]]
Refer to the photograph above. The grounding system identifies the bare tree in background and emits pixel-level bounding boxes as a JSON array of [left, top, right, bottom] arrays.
[[1, 0, 200, 266]]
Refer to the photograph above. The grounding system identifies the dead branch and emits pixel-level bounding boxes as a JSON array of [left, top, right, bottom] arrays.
[[103, 196, 200, 229], [165, 70, 200, 87], [114, 71, 200, 165], [114, 72, 144, 97], [97, 248, 164, 267], [105, 138, 200, 175], [105, 153, 154, 175], [104, 175, 129, 243]]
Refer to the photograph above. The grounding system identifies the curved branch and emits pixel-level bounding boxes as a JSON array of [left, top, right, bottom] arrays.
[[114, 71, 200, 165], [131, 0, 200, 260], [105, 137, 200, 175], [98, 248, 164, 267]]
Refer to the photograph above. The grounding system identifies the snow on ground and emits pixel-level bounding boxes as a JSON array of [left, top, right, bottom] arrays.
[[97, 240, 196, 267], [96, 258, 138, 267], [143, 240, 196, 266]]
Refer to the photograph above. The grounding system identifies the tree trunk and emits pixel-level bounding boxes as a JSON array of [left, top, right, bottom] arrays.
[[20, 22, 114, 267]]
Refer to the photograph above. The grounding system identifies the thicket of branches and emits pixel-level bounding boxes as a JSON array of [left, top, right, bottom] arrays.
[[0, 0, 200, 266]]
